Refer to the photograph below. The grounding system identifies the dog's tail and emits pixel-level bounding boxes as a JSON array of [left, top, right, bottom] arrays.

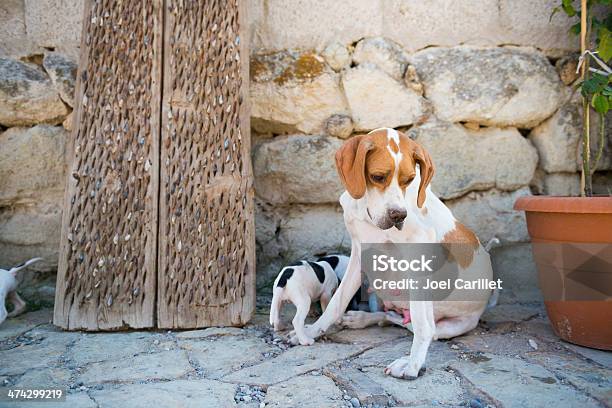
[[484, 237, 501, 252], [270, 286, 283, 331], [9, 257, 43, 276]]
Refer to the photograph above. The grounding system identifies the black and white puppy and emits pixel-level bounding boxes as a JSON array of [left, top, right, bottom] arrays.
[[270, 255, 349, 345], [0, 258, 42, 326]]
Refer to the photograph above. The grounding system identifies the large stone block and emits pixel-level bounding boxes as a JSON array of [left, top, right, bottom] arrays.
[[249, 0, 383, 52], [490, 243, 541, 304], [0, 125, 66, 272], [255, 202, 349, 285], [410, 47, 564, 128], [24, 0, 84, 61], [382, 0, 501, 53], [352, 37, 408, 81], [410, 121, 538, 199], [42, 52, 77, 107], [0, 125, 67, 203], [0, 0, 42, 58], [250, 51, 349, 134], [445, 187, 531, 243], [383, 0, 579, 57], [0, 201, 63, 272], [530, 93, 612, 173], [342, 64, 427, 131], [250, 1, 579, 57], [531, 170, 581, 197], [497, 0, 581, 58], [0, 57, 69, 126], [593, 172, 612, 195], [253, 134, 344, 204]]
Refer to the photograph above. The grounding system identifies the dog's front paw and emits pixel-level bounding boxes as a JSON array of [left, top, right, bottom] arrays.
[[298, 335, 315, 346], [384, 357, 426, 380], [289, 325, 319, 346], [289, 333, 315, 346], [340, 310, 369, 329]]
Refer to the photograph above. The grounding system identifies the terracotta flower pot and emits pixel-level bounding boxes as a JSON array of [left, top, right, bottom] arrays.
[[514, 196, 612, 350]]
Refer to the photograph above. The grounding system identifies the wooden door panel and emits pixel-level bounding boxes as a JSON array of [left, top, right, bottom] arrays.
[[157, 0, 255, 328], [55, 0, 163, 330]]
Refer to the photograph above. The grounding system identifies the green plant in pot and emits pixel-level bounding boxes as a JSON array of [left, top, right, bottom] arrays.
[[515, 0, 612, 350]]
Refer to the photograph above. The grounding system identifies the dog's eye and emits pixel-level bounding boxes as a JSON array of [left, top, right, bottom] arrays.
[[371, 174, 386, 183], [400, 176, 415, 186]]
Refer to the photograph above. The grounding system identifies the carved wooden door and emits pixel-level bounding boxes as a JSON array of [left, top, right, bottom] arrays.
[[55, 0, 254, 330]]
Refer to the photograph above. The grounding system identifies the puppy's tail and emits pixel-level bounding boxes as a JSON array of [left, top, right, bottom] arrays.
[[9, 257, 43, 276], [270, 287, 283, 330], [483, 238, 500, 309], [487, 287, 500, 310], [484, 237, 501, 252]]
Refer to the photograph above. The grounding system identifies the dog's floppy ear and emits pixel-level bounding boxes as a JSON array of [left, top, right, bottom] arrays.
[[335, 135, 373, 199], [412, 143, 435, 208]]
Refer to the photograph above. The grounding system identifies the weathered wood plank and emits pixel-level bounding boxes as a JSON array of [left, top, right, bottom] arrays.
[[157, 0, 255, 328], [55, 0, 163, 330]]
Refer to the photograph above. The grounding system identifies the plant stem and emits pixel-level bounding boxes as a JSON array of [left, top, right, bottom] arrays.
[[582, 96, 592, 195], [580, 0, 593, 196], [591, 111, 606, 175]]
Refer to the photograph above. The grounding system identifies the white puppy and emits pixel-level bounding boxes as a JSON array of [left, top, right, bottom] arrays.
[[270, 255, 348, 345], [0, 258, 42, 325]]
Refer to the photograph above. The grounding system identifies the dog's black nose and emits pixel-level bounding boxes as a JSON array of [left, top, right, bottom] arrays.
[[388, 207, 407, 224]]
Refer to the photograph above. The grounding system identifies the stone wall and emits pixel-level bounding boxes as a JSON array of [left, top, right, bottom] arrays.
[[1, 1, 610, 289]]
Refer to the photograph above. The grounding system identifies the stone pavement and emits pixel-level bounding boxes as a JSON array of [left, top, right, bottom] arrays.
[[0, 300, 610, 408]]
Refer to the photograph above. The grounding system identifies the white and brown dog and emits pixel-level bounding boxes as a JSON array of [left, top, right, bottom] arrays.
[[0, 258, 42, 326], [270, 255, 349, 344], [290, 128, 495, 380]]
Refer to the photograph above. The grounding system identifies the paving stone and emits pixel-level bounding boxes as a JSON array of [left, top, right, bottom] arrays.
[[563, 344, 612, 369], [351, 338, 408, 368], [517, 318, 563, 344], [7, 392, 97, 408], [353, 337, 459, 370], [69, 332, 159, 366], [480, 304, 542, 325], [10, 367, 71, 390], [265, 374, 345, 408], [90, 379, 236, 408], [450, 353, 600, 407], [361, 365, 465, 406], [526, 351, 612, 404], [0, 332, 74, 376], [222, 342, 365, 385], [325, 325, 406, 346], [456, 332, 553, 357], [175, 327, 245, 339], [324, 367, 388, 406], [78, 350, 191, 385], [0, 308, 52, 341], [181, 336, 276, 379]]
